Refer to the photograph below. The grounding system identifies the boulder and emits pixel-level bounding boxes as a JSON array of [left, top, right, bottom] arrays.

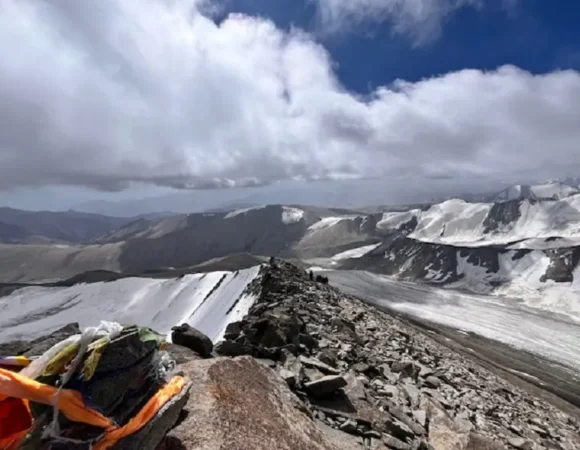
[[424, 376, 441, 389], [166, 343, 202, 364], [160, 356, 351, 450], [247, 313, 301, 349], [215, 340, 254, 357], [387, 420, 415, 441], [171, 324, 213, 358], [305, 375, 348, 398]]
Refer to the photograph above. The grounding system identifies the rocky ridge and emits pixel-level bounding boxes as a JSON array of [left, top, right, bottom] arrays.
[[213, 261, 580, 450]]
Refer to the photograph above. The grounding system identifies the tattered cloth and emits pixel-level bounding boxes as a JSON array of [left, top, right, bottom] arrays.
[[0, 323, 188, 450]]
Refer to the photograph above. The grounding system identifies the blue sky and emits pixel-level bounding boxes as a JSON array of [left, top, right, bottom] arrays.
[[222, 0, 580, 91], [1, 0, 580, 212]]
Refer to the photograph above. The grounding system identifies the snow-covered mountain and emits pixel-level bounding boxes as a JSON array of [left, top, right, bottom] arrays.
[[376, 195, 580, 247], [331, 192, 580, 303], [3, 186, 580, 314], [0, 266, 262, 343], [494, 182, 580, 202]]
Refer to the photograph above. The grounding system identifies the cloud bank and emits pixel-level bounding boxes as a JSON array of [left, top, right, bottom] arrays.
[[0, 0, 579, 192]]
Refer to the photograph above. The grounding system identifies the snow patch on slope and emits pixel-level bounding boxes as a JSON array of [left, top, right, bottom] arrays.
[[377, 210, 420, 231], [225, 206, 266, 218], [331, 243, 381, 261], [410, 200, 492, 244], [0, 266, 262, 343], [449, 251, 580, 321], [282, 207, 304, 224], [308, 217, 347, 231]]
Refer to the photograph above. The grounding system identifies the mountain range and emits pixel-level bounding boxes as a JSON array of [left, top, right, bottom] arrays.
[[1, 181, 580, 319]]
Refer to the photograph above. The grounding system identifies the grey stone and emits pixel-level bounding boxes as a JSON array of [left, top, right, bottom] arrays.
[[300, 355, 340, 374], [413, 410, 427, 428], [383, 435, 412, 450], [402, 383, 420, 408], [379, 385, 400, 399], [280, 368, 297, 387], [305, 367, 325, 382], [507, 437, 533, 450], [424, 376, 441, 389]]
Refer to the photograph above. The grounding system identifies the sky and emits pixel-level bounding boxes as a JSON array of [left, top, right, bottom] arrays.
[[1, 0, 580, 212]]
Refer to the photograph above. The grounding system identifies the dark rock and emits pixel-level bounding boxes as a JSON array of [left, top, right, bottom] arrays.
[[214, 340, 254, 357], [223, 321, 244, 340], [305, 375, 348, 397], [171, 324, 213, 358], [299, 333, 319, 350], [387, 420, 415, 441], [340, 419, 359, 434], [424, 376, 441, 389], [248, 314, 300, 348], [318, 349, 339, 367]]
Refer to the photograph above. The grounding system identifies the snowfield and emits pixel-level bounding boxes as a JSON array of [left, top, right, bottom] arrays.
[[326, 270, 580, 371], [331, 243, 382, 261], [0, 266, 262, 344], [450, 251, 580, 320]]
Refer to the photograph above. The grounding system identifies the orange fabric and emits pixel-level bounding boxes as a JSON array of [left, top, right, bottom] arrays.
[[0, 368, 186, 450], [0, 368, 112, 429], [94, 375, 186, 450]]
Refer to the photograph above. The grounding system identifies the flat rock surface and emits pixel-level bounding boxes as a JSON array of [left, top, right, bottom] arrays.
[[160, 356, 351, 450]]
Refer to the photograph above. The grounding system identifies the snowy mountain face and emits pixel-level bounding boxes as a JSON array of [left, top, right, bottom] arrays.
[[494, 182, 580, 202], [336, 193, 580, 305], [0, 266, 263, 343]]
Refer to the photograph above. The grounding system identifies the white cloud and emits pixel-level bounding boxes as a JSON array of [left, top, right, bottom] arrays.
[[0, 0, 579, 193], [313, 0, 482, 44]]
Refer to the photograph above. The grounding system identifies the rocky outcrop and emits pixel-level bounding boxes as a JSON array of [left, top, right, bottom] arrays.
[[3, 262, 579, 449], [159, 356, 349, 450], [214, 262, 580, 450]]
